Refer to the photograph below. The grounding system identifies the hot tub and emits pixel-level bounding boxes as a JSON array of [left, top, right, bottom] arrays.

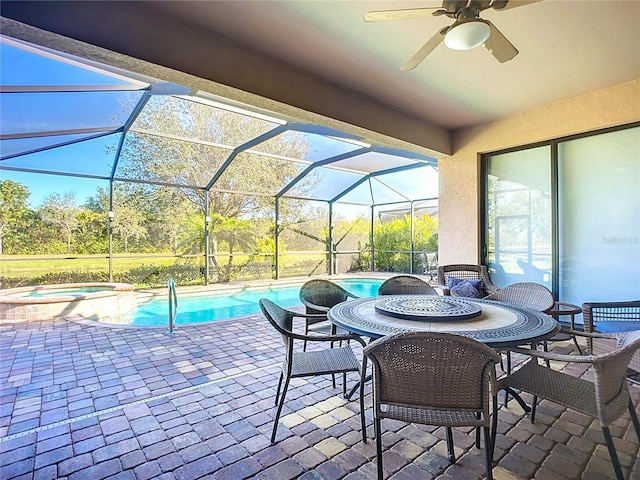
[[0, 283, 136, 323]]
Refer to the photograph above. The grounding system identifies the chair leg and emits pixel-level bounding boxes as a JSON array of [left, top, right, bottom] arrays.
[[503, 352, 512, 407], [602, 426, 625, 480], [475, 413, 481, 449], [445, 427, 455, 462], [274, 371, 284, 405], [628, 398, 640, 441], [572, 335, 583, 354], [375, 418, 383, 480], [483, 426, 494, 480], [271, 374, 292, 443], [491, 396, 498, 461], [529, 393, 539, 420], [360, 357, 368, 444], [542, 341, 551, 368], [342, 372, 347, 396]]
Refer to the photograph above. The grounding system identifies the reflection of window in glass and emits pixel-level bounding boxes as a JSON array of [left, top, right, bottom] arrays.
[[484, 145, 551, 287]]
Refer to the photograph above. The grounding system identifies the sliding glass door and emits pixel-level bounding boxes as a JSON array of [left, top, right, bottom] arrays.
[[483, 124, 639, 309], [558, 127, 640, 303]]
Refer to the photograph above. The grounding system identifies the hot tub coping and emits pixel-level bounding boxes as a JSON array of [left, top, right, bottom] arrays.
[[0, 283, 135, 304]]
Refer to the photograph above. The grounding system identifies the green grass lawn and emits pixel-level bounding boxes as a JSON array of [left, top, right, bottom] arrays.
[[0, 252, 333, 288]]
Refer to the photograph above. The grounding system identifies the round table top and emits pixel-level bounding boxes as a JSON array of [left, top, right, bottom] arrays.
[[328, 295, 560, 349]]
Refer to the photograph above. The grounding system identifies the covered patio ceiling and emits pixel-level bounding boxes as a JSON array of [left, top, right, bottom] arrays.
[[0, 34, 439, 209]]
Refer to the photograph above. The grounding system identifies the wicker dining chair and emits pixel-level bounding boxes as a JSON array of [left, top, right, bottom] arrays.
[[484, 281, 556, 406], [437, 264, 499, 297], [484, 281, 555, 312], [583, 300, 640, 374], [502, 330, 640, 480], [259, 298, 367, 443], [298, 279, 359, 349], [377, 275, 438, 296], [363, 331, 501, 480]]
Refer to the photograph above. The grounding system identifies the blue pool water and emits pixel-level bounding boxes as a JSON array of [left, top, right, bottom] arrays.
[[127, 278, 384, 327], [29, 287, 106, 298]]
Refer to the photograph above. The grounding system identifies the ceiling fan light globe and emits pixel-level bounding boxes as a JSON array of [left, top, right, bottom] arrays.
[[444, 21, 491, 50]]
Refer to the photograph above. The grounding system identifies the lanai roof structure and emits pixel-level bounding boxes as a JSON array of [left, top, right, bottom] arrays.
[[1, 34, 439, 210]]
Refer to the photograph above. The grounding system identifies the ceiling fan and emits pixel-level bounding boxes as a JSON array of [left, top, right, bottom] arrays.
[[364, 0, 541, 71]]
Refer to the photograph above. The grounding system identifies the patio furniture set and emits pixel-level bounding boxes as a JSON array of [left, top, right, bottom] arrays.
[[260, 266, 640, 480]]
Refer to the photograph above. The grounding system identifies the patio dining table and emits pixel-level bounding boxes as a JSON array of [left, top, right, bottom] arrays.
[[328, 295, 560, 348], [328, 295, 561, 403]]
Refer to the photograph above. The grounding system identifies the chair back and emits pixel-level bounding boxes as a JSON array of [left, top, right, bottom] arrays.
[[259, 298, 295, 348], [377, 275, 437, 296], [420, 252, 438, 274], [485, 282, 554, 312], [299, 279, 357, 314], [437, 264, 497, 297], [590, 330, 640, 425], [583, 300, 640, 332], [364, 332, 500, 414]]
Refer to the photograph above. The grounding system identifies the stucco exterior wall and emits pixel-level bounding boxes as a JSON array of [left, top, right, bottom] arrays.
[[438, 79, 640, 266]]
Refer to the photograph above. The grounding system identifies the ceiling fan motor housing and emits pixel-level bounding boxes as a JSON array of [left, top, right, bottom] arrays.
[[441, 0, 500, 16]]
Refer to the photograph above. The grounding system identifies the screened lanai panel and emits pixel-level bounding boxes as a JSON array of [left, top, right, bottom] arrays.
[[115, 131, 231, 187], [0, 169, 110, 284], [376, 166, 439, 198], [336, 182, 374, 205], [279, 198, 329, 277], [1, 132, 114, 160], [250, 130, 361, 162], [132, 96, 280, 147], [0, 39, 135, 86], [1, 91, 144, 136], [330, 150, 421, 173], [1, 134, 123, 176], [109, 182, 205, 286], [213, 151, 305, 195], [0, 169, 109, 213], [287, 166, 365, 201], [334, 166, 437, 206], [369, 177, 414, 204], [207, 192, 275, 282], [332, 203, 371, 274]]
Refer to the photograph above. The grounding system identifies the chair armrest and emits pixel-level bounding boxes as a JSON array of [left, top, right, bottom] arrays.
[[299, 300, 330, 313], [484, 284, 500, 295], [289, 330, 367, 347], [480, 266, 499, 294], [561, 330, 620, 340], [292, 311, 330, 321], [509, 346, 597, 364]]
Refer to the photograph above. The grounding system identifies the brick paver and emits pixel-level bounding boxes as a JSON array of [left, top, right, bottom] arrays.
[[1, 299, 639, 480]]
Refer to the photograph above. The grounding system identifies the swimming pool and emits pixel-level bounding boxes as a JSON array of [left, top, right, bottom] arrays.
[[108, 278, 384, 327]]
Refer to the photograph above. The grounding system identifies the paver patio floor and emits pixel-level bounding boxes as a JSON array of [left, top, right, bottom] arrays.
[[1, 309, 639, 479]]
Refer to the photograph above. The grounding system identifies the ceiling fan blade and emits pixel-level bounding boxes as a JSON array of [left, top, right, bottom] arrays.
[[401, 28, 447, 71], [492, 0, 543, 10], [364, 8, 441, 22], [484, 20, 519, 63]]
